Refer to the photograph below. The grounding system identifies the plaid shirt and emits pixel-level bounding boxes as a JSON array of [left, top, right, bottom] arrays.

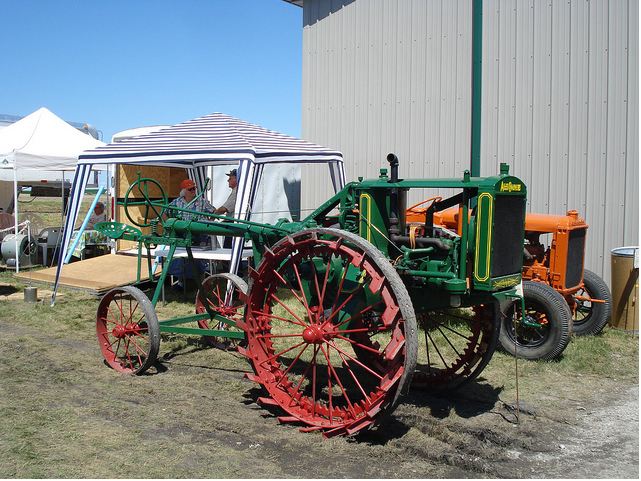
[[167, 195, 215, 222]]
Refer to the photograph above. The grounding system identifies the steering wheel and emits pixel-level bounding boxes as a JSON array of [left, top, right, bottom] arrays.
[[123, 178, 168, 228], [407, 196, 443, 214]]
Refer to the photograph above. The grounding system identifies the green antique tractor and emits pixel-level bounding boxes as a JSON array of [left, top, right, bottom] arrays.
[[95, 155, 527, 436]]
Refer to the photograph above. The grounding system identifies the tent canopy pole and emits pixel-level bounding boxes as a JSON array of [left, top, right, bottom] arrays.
[[13, 160, 19, 273]]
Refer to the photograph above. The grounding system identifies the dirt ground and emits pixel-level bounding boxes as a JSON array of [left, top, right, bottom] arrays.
[[0, 290, 638, 479]]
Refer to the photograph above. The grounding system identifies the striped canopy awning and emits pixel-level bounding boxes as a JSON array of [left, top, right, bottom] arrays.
[[52, 112, 345, 305], [78, 112, 343, 166]]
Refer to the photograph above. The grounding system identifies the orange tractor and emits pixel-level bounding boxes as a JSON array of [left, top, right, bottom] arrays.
[[406, 200, 611, 360]]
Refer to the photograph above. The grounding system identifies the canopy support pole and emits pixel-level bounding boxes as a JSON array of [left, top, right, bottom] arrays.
[[13, 162, 19, 273]]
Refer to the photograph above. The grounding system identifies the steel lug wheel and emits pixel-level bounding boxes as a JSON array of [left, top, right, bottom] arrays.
[[195, 273, 248, 348], [241, 228, 417, 437], [96, 286, 160, 374], [412, 303, 499, 392]]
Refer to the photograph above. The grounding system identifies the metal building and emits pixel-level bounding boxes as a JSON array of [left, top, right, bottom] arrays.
[[289, 0, 638, 283]]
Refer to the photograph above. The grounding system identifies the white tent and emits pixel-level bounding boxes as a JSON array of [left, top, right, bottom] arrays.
[[0, 107, 105, 174], [52, 112, 345, 304], [0, 107, 105, 271]]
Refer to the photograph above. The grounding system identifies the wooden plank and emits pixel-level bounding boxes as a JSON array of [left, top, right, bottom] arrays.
[[16, 254, 159, 294], [115, 164, 187, 250]]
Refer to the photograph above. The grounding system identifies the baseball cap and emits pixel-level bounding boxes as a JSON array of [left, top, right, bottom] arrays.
[[180, 179, 196, 190], [226, 169, 238, 177]]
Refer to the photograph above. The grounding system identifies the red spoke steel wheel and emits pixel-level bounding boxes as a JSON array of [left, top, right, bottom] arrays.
[[242, 229, 417, 437], [412, 304, 499, 391], [96, 286, 160, 375], [195, 273, 248, 347]]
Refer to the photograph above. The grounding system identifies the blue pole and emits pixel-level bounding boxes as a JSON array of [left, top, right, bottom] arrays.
[[64, 184, 105, 264]]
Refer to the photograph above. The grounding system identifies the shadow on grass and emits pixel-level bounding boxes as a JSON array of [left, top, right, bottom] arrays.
[[150, 337, 248, 374], [236, 377, 501, 443], [355, 379, 503, 445], [0, 284, 19, 296], [403, 377, 503, 419]]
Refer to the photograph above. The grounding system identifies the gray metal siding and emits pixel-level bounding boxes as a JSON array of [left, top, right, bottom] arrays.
[[301, 0, 638, 283]]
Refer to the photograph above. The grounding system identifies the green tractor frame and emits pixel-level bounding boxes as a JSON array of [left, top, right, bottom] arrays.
[[94, 155, 527, 437]]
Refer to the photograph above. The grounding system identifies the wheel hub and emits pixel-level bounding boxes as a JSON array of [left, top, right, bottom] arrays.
[[302, 325, 327, 344], [112, 324, 140, 339], [215, 305, 237, 317]]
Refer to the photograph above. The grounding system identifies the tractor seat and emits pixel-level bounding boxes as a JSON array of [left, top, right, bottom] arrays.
[[95, 221, 143, 241]]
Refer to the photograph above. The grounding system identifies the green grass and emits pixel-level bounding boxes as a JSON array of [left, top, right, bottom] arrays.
[[0, 267, 638, 478], [16, 194, 108, 234]]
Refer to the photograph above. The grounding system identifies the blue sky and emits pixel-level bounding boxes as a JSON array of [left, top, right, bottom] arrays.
[[1, 0, 302, 141]]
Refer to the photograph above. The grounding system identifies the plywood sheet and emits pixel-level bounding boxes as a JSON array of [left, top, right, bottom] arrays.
[[16, 254, 159, 294], [115, 165, 187, 250]]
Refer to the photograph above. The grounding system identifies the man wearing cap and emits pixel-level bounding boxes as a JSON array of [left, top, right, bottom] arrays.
[[214, 169, 238, 216], [166, 178, 215, 222], [214, 169, 238, 249]]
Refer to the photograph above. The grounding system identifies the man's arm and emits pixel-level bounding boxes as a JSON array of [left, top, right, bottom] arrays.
[[215, 190, 237, 215]]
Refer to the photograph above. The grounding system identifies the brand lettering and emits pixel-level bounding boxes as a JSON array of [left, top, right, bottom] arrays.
[[500, 181, 522, 192], [492, 275, 521, 289]]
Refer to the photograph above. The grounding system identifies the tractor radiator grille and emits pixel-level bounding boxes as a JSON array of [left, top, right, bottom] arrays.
[[491, 195, 526, 278], [565, 228, 586, 288]]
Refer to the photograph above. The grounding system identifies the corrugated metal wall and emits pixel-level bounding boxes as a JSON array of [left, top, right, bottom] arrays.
[[300, 0, 638, 283]]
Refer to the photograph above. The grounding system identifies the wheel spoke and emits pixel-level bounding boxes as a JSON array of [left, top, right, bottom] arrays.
[[127, 333, 149, 357], [309, 257, 325, 312], [292, 262, 315, 324], [435, 325, 463, 359], [311, 344, 318, 416], [333, 347, 371, 402], [330, 326, 387, 335], [326, 347, 333, 425], [319, 344, 355, 414], [325, 339, 384, 380], [436, 322, 475, 340], [319, 256, 333, 309], [254, 309, 307, 328], [122, 337, 137, 369], [276, 343, 310, 389], [328, 260, 350, 317], [291, 345, 316, 406], [426, 330, 449, 368], [106, 335, 121, 351], [334, 333, 381, 356], [269, 293, 306, 325], [332, 300, 384, 330], [325, 281, 368, 325], [259, 340, 307, 367], [256, 332, 304, 340], [271, 268, 308, 310], [114, 298, 125, 324]]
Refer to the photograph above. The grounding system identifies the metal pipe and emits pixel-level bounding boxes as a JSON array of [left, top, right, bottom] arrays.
[[386, 153, 399, 183], [471, 0, 483, 176], [401, 269, 456, 279], [391, 234, 451, 251], [64, 184, 105, 264]]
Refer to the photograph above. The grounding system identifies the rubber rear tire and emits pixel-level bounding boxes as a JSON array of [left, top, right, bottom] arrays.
[[499, 281, 571, 361], [572, 269, 612, 336]]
